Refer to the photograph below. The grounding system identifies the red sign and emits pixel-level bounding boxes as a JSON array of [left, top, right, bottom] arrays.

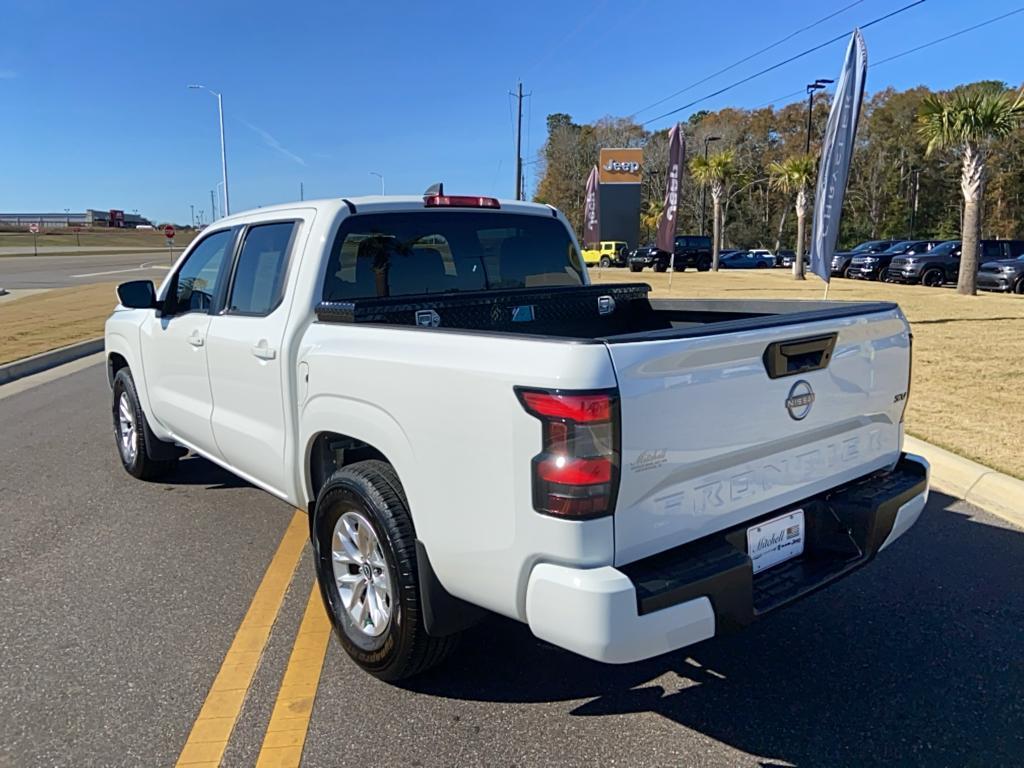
[[28, 223, 39, 233], [163, 225, 175, 239]]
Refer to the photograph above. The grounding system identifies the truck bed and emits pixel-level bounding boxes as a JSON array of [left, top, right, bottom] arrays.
[[314, 282, 898, 342]]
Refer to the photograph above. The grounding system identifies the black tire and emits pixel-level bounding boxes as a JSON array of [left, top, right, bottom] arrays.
[[653, 263, 667, 273], [755, 262, 768, 269], [921, 268, 944, 287], [697, 258, 711, 272], [629, 264, 642, 272], [599, 256, 611, 268], [111, 368, 177, 480], [842, 265, 853, 279], [312, 460, 458, 681], [1013, 277, 1024, 295]]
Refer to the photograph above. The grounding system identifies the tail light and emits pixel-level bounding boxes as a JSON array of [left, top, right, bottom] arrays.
[[515, 387, 620, 519], [422, 182, 500, 209]]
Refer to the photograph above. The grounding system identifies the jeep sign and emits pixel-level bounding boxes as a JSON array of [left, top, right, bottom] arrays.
[[598, 148, 643, 184]]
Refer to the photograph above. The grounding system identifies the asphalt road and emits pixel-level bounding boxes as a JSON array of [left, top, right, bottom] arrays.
[[0, 251, 178, 288], [1, 362, 1022, 767]]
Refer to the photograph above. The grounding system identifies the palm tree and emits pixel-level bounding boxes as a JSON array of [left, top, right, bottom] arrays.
[[769, 155, 817, 280], [917, 87, 1024, 295], [690, 149, 735, 271], [640, 198, 662, 242]]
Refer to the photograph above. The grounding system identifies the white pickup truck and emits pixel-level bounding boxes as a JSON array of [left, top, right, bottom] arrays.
[[105, 188, 929, 681]]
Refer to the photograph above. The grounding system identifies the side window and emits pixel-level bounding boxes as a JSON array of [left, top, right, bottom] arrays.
[[981, 241, 1004, 261], [227, 222, 297, 315], [173, 229, 233, 314]]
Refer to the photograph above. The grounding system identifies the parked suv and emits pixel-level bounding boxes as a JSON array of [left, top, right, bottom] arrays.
[[885, 240, 1024, 286], [849, 241, 938, 281], [831, 240, 899, 277], [978, 251, 1024, 293], [583, 241, 629, 267], [631, 235, 712, 272]]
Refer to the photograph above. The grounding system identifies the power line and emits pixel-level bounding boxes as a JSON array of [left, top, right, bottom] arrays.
[[640, 0, 927, 127], [754, 6, 1024, 110], [630, 0, 865, 118]]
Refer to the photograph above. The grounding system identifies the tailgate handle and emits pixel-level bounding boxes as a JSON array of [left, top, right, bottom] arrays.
[[763, 333, 837, 379]]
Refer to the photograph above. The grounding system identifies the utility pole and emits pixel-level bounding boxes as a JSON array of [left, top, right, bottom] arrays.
[[805, 79, 833, 154], [510, 81, 530, 200], [210, 189, 217, 222], [300, 181, 304, 201], [190, 204, 195, 228]]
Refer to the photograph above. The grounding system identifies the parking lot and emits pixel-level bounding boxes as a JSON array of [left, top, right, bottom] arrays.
[[1, 361, 1022, 767]]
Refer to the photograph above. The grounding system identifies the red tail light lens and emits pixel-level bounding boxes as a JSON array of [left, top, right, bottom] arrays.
[[516, 387, 620, 519], [424, 195, 501, 209]]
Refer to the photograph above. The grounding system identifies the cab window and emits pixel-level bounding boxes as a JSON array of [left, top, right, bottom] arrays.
[[227, 222, 297, 315], [170, 229, 233, 314]]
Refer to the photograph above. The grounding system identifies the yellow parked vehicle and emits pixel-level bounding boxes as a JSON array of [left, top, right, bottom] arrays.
[[581, 240, 629, 267]]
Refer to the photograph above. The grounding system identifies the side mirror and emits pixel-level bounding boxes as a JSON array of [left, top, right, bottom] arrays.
[[116, 280, 156, 309]]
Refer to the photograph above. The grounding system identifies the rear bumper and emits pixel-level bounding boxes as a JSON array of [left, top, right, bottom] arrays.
[[525, 453, 929, 664]]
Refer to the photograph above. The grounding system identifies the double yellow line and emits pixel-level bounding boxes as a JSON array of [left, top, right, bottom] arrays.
[[176, 511, 332, 768]]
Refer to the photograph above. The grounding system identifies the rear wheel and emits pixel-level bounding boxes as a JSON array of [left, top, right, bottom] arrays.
[[755, 262, 768, 269], [599, 256, 611, 268], [921, 268, 944, 287], [1014, 277, 1024, 295], [111, 368, 177, 480], [313, 460, 458, 681], [697, 258, 711, 272]]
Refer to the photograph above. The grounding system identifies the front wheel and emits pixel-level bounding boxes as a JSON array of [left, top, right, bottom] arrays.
[[653, 263, 667, 273], [111, 368, 177, 480], [628, 264, 642, 272], [921, 268, 944, 287], [1013, 277, 1024, 295], [313, 460, 458, 681]]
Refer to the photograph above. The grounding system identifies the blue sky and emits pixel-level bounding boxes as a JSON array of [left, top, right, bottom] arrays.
[[1, 0, 1022, 224]]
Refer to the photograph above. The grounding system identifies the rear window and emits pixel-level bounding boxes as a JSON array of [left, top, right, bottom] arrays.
[[322, 211, 584, 301]]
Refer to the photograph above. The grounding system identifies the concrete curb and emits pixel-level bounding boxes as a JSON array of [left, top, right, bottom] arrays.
[[0, 338, 104, 386], [905, 435, 1024, 529]]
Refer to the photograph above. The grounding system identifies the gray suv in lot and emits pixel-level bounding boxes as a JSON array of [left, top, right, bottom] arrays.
[[978, 253, 1024, 293], [885, 240, 1024, 286]]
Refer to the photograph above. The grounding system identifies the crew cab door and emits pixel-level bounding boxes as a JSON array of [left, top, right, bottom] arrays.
[[140, 228, 236, 458], [206, 218, 304, 495]]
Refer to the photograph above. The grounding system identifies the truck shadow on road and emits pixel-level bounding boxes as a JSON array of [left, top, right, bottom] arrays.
[[406, 491, 1024, 766], [156, 455, 252, 490]]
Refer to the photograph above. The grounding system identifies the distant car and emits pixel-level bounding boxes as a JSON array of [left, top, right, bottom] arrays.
[[832, 240, 899, 277], [848, 240, 938, 281], [720, 250, 773, 269], [746, 248, 777, 267], [775, 250, 796, 268], [978, 253, 1024, 293], [582, 241, 629, 267], [629, 234, 712, 272], [883, 240, 1024, 286]]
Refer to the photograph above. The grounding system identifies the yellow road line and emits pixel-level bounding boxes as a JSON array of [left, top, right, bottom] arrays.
[[176, 510, 308, 768], [255, 582, 332, 767]]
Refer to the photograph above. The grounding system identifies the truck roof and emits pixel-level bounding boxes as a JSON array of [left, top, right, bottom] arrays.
[[213, 195, 559, 226]]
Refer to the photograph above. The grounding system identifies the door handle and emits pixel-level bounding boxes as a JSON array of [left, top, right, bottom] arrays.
[[188, 331, 205, 347], [251, 340, 277, 360]]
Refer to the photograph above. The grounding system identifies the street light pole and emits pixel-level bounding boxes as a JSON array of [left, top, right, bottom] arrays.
[[190, 204, 195, 228], [188, 84, 230, 216], [700, 136, 721, 236], [370, 172, 385, 195], [805, 79, 834, 154]]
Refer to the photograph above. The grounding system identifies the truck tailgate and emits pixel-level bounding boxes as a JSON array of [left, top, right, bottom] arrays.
[[607, 308, 910, 565]]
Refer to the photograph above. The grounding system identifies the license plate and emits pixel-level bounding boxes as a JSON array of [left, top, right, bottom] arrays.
[[747, 510, 805, 574]]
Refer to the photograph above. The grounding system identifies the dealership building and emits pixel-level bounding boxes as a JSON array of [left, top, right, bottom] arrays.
[[0, 209, 153, 228]]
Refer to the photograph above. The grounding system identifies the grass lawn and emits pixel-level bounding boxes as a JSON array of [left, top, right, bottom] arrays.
[[592, 267, 1024, 480], [0, 229, 197, 251], [2, 268, 1021, 480]]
